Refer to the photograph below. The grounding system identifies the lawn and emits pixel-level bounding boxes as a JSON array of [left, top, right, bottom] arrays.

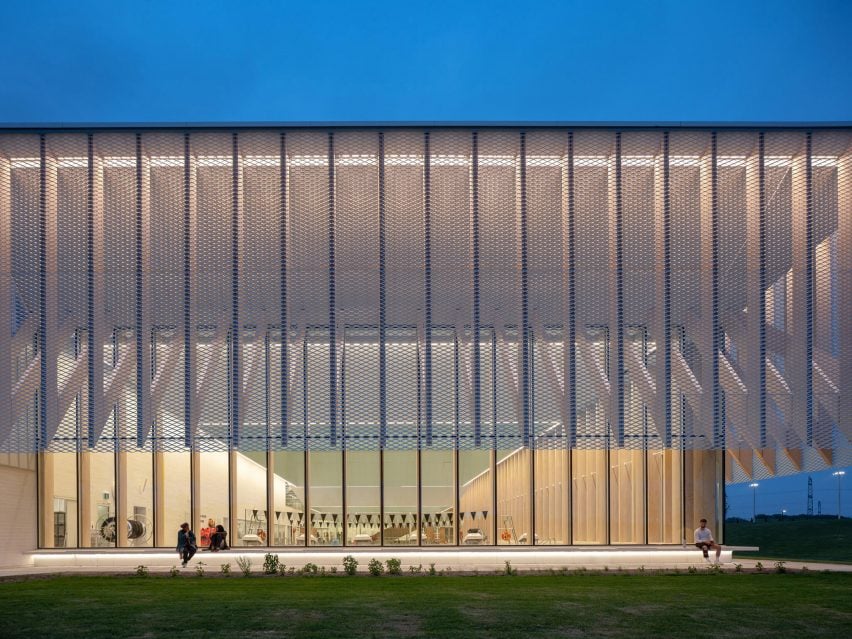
[[1, 573, 850, 638], [725, 517, 852, 563]]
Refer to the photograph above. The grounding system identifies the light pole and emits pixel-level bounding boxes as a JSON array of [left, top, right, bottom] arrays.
[[749, 483, 759, 522], [833, 471, 846, 520]]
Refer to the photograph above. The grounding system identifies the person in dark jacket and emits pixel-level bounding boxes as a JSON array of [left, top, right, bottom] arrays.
[[177, 522, 197, 567], [210, 524, 228, 551]]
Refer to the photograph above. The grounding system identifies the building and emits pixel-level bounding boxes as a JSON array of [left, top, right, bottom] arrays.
[[0, 124, 849, 564]]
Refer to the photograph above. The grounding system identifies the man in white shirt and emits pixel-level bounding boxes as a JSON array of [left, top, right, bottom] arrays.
[[694, 518, 722, 563]]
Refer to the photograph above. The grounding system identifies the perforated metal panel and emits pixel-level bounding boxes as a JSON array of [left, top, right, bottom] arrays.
[[1, 126, 850, 547]]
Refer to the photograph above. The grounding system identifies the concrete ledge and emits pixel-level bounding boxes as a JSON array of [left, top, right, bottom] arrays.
[[29, 547, 738, 571]]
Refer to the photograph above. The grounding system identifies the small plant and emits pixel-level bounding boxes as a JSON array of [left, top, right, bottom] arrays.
[[409, 564, 422, 575], [637, 565, 646, 574], [236, 556, 253, 576], [368, 558, 384, 576], [428, 563, 437, 576], [303, 562, 318, 576], [134, 565, 149, 577], [801, 565, 809, 573], [330, 566, 338, 574], [277, 563, 288, 576], [343, 555, 358, 576], [195, 562, 205, 577], [287, 566, 296, 575], [386, 558, 402, 575], [169, 565, 180, 578], [603, 566, 609, 572], [503, 561, 516, 576], [774, 561, 787, 574], [734, 563, 743, 573], [687, 565, 698, 574], [320, 566, 327, 576], [755, 561, 764, 573], [220, 563, 232, 576], [263, 553, 280, 575], [707, 563, 722, 574]]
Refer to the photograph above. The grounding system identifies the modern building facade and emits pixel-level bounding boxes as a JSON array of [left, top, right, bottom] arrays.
[[0, 125, 849, 558]]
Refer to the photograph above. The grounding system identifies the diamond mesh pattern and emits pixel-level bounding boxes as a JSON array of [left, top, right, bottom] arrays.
[[0, 127, 848, 482]]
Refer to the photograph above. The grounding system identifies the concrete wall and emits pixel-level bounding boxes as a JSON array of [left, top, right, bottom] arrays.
[[0, 454, 37, 567]]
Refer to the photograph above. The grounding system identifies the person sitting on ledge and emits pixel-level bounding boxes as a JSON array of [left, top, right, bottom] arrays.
[[210, 524, 229, 551], [694, 518, 722, 564]]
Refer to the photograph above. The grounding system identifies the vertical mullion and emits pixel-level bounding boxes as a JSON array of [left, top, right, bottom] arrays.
[[654, 132, 672, 448], [472, 131, 481, 448], [378, 131, 386, 545], [302, 334, 309, 547], [609, 132, 625, 448], [231, 132, 241, 447], [86, 134, 105, 448], [746, 134, 767, 451], [136, 134, 152, 447], [328, 132, 337, 447], [564, 131, 576, 544], [420, 130, 431, 543], [280, 132, 289, 446], [519, 132, 535, 541]]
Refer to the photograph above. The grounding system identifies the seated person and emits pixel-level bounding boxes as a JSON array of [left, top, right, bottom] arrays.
[[257, 528, 267, 543], [210, 524, 229, 551], [200, 518, 216, 549], [694, 518, 722, 564]]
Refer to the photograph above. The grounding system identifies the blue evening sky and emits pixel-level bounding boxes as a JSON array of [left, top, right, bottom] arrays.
[[0, 1, 849, 516], [0, 0, 850, 123]]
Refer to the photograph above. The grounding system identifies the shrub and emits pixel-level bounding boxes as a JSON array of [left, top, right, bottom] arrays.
[[278, 563, 288, 576], [263, 553, 280, 575], [504, 561, 516, 576], [169, 565, 180, 578], [386, 558, 402, 575], [428, 563, 437, 576], [236, 556, 252, 576], [221, 563, 232, 576], [774, 561, 787, 574], [687, 566, 698, 574], [343, 555, 358, 576], [755, 561, 764, 573], [195, 563, 205, 577], [330, 566, 338, 574], [302, 562, 318, 576], [134, 565, 149, 577], [409, 564, 422, 575], [367, 558, 384, 576], [734, 563, 743, 573]]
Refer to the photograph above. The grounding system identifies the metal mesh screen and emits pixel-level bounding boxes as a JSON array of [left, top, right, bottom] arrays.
[[0, 126, 849, 481]]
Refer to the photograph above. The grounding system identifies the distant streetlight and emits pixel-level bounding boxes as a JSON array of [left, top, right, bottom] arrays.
[[833, 471, 846, 520], [749, 483, 759, 522]]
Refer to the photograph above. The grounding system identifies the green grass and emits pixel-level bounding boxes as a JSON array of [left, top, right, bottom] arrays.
[[726, 517, 852, 563], [1, 573, 851, 638]]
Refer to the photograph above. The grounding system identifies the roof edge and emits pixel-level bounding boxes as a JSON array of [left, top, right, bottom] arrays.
[[0, 121, 851, 132]]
